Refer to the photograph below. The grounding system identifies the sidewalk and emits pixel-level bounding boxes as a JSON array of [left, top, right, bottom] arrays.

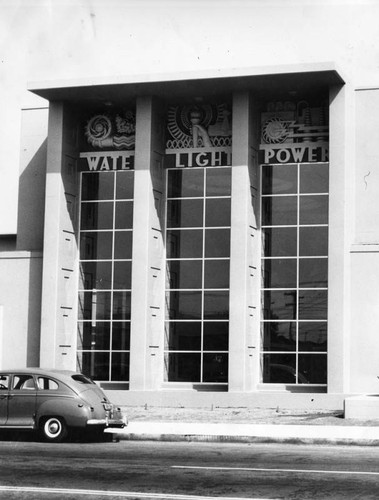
[[107, 407, 379, 446]]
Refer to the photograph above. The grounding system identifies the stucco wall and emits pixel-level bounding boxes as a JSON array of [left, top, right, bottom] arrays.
[[17, 107, 48, 251], [0, 252, 42, 369], [354, 88, 379, 245], [1, 0, 378, 234], [350, 251, 379, 393], [1, 0, 379, 399], [349, 87, 379, 393]]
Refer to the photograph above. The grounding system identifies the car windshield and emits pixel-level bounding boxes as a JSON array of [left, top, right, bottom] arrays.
[[71, 374, 95, 385]]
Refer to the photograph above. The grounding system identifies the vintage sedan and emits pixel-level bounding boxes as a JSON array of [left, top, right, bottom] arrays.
[[0, 368, 127, 442]]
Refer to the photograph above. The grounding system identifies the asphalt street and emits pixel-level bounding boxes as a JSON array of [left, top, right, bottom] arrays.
[[1, 436, 379, 499]]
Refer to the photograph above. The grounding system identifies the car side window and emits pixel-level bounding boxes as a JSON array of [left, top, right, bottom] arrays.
[[12, 375, 36, 390], [0, 375, 9, 390], [37, 377, 59, 390]]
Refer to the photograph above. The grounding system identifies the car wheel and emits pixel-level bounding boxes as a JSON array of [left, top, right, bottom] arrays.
[[41, 417, 68, 442]]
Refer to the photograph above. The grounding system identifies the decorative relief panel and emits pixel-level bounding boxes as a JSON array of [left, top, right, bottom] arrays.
[[259, 100, 329, 164], [166, 103, 232, 149], [165, 102, 232, 168], [84, 111, 136, 150], [80, 110, 136, 171]]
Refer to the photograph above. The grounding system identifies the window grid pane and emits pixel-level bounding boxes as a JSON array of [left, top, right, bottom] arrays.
[[260, 163, 328, 386], [165, 167, 231, 385], [77, 171, 134, 382]]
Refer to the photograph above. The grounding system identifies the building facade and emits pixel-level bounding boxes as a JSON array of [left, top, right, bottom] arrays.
[[2, 61, 379, 409]]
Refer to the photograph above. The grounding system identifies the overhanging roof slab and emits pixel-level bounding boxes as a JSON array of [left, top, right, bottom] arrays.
[[28, 63, 345, 107]]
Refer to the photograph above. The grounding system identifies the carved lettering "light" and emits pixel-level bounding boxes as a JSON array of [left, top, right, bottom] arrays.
[[165, 149, 232, 168]]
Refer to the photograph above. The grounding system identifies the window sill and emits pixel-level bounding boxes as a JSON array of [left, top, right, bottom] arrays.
[[257, 384, 327, 393]]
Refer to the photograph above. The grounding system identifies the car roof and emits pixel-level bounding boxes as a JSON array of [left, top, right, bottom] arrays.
[[0, 368, 83, 384]]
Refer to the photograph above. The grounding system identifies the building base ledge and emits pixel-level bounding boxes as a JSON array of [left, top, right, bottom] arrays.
[[105, 389, 345, 411], [344, 394, 379, 419], [0, 250, 43, 259]]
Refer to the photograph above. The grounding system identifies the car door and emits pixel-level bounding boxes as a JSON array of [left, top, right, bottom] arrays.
[[0, 374, 10, 425], [7, 374, 37, 427]]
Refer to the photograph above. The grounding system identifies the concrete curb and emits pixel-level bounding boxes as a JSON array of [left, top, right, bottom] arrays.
[[106, 421, 379, 446]]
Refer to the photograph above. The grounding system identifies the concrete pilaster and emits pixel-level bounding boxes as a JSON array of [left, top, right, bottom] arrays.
[[327, 84, 352, 393], [228, 91, 260, 392], [129, 96, 165, 391], [40, 102, 79, 369]]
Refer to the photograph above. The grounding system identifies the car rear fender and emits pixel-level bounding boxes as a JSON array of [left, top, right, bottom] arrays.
[[36, 395, 90, 428], [77, 388, 109, 413]]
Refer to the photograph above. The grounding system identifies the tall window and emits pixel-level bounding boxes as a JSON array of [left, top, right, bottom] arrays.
[[260, 163, 328, 385], [77, 170, 134, 383], [165, 167, 231, 385]]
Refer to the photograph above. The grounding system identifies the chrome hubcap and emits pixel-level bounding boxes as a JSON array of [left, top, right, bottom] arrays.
[[49, 422, 59, 434]]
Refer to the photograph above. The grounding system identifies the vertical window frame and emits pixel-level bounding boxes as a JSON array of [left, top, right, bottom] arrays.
[[260, 162, 329, 386], [164, 166, 231, 386], [77, 170, 134, 383]]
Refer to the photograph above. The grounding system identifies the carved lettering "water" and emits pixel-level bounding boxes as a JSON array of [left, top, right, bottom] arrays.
[[79, 152, 135, 171]]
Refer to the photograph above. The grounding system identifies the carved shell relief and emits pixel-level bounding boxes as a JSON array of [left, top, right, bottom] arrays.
[[166, 103, 232, 149], [85, 111, 136, 150]]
